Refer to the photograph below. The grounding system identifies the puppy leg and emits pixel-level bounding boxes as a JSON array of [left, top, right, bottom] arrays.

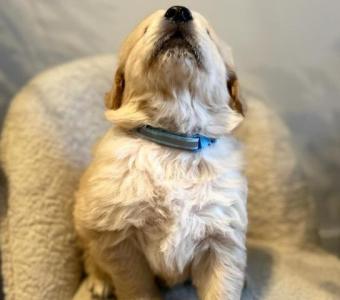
[[192, 244, 246, 300], [90, 236, 162, 300], [84, 250, 115, 299]]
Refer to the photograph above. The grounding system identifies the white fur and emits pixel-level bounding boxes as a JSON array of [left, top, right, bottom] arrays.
[[74, 9, 247, 300]]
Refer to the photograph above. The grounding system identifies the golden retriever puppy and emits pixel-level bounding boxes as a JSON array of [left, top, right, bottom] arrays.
[[74, 6, 247, 300]]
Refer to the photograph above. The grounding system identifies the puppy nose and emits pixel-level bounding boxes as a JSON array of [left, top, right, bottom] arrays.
[[164, 6, 193, 23]]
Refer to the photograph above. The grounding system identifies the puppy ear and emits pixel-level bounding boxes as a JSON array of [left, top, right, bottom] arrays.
[[227, 71, 244, 116], [105, 67, 125, 110]]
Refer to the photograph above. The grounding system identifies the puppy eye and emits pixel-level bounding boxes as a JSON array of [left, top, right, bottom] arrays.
[[144, 26, 148, 34], [206, 29, 210, 36]]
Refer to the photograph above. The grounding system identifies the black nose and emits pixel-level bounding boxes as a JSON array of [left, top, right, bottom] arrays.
[[164, 6, 193, 23]]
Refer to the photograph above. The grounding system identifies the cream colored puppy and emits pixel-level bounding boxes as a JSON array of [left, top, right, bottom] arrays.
[[74, 6, 247, 300]]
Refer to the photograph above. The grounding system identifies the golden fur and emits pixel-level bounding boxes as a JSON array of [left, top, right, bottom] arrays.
[[74, 9, 247, 300]]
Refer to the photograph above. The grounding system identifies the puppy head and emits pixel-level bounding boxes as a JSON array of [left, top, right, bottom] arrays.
[[105, 7, 244, 136]]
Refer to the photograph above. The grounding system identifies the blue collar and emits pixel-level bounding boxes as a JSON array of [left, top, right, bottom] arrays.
[[135, 125, 216, 152]]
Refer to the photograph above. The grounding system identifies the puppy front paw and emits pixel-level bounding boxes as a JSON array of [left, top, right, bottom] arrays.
[[88, 275, 115, 299]]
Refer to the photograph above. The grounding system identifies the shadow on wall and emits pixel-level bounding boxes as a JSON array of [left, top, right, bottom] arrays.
[[252, 63, 340, 252]]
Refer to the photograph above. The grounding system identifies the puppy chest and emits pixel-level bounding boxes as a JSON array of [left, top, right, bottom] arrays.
[[136, 185, 242, 278], [107, 149, 247, 278], [137, 204, 197, 279]]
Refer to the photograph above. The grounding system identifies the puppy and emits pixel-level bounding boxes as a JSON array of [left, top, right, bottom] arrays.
[[74, 6, 247, 300]]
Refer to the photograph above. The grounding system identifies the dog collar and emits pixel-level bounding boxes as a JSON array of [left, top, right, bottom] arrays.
[[135, 125, 216, 152]]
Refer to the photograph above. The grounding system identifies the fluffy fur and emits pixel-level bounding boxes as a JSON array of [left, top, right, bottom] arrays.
[[74, 9, 247, 300]]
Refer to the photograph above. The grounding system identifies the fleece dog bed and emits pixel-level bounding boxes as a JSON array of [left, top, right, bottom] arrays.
[[1, 55, 340, 300]]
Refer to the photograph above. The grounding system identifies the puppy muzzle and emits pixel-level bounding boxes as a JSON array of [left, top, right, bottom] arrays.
[[150, 7, 202, 66]]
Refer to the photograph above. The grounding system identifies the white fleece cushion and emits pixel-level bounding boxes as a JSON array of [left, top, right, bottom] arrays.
[[1, 56, 113, 300]]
